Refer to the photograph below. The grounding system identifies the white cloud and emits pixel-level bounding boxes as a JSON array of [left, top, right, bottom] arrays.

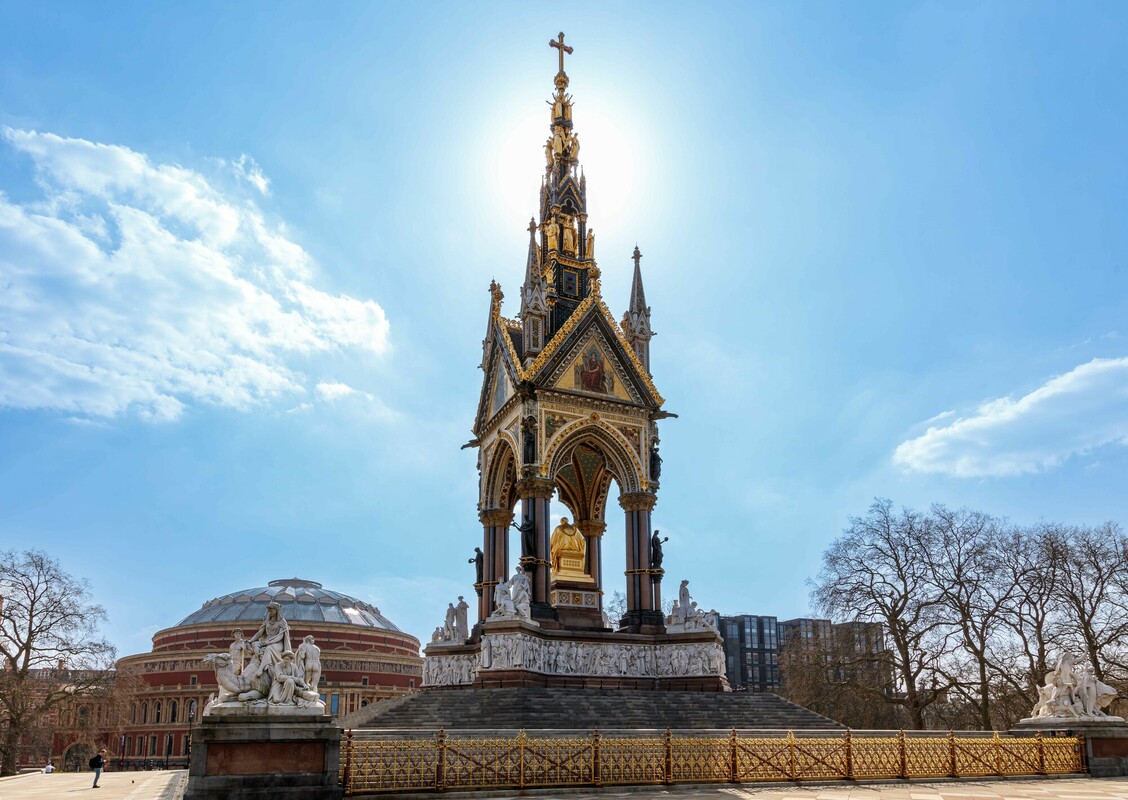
[[0, 128, 390, 421], [893, 357, 1128, 477], [315, 381, 356, 401], [233, 154, 270, 195]]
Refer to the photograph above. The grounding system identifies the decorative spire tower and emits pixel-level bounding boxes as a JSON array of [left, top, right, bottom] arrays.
[[460, 33, 705, 658], [621, 245, 654, 374]]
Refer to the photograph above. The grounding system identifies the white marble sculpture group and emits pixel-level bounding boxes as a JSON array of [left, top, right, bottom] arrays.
[[202, 602, 325, 716], [430, 596, 471, 644], [424, 631, 727, 687], [665, 579, 719, 633], [488, 569, 533, 622], [1022, 652, 1122, 723]]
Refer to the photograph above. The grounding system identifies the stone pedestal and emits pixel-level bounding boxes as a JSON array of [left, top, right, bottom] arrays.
[[184, 712, 342, 800], [1010, 718, 1128, 777]]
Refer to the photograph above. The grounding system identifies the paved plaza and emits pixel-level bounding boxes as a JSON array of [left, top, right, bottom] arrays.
[[2, 774, 1127, 800], [0, 770, 185, 799]]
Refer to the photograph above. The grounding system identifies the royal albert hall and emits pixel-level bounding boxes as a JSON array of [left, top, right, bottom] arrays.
[[114, 578, 422, 765]]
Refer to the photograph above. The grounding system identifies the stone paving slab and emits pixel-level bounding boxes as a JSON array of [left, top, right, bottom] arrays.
[[365, 777, 1128, 800], [0, 770, 185, 799]]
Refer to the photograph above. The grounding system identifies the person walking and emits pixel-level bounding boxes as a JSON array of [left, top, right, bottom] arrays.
[[89, 748, 106, 788]]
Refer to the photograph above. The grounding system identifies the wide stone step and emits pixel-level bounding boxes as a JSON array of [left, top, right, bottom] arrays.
[[348, 688, 842, 731]]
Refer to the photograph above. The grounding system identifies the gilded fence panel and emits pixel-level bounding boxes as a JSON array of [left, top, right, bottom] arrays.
[[904, 738, 952, 778], [599, 737, 665, 785], [1043, 738, 1082, 774], [953, 737, 998, 776], [792, 736, 848, 780], [850, 737, 902, 779], [734, 736, 793, 782], [343, 729, 1085, 794], [670, 737, 730, 783], [346, 738, 438, 794], [443, 736, 522, 789], [999, 737, 1041, 775], [520, 736, 595, 786]]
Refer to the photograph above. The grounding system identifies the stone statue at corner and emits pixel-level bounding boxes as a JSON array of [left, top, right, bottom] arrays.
[[1022, 652, 1122, 723], [202, 603, 326, 716]]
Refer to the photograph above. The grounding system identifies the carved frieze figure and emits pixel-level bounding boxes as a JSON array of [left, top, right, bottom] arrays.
[[550, 517, 586, 573], [297, 635, 321, 690], [469, 547, 485, 584], [650, 531, 668, 569]]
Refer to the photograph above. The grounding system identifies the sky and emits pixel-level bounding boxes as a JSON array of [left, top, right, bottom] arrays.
[[1, 2, 1126, 660]]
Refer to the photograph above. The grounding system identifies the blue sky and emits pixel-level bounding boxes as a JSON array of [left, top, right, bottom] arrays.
[[1, 2, 1126, 658]]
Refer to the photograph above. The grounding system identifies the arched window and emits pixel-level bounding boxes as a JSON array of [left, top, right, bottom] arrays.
[[141, 702, 148, 724], [170, 700, 178, 723], [131, 703, 137, 724], [154, 701, 162, 724]]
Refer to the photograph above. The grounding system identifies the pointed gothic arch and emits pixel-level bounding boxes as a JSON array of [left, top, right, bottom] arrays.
[[482, 435, 519, 511], [544, 418, 644, 496]]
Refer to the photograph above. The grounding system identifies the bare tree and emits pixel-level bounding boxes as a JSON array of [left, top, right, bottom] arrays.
[[810, 499, 950, 729], [0, 550, 116, 775], [1052, 523, 1128, 683]]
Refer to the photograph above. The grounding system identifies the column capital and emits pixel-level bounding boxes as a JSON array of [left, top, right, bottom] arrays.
[[479, 508, 514, 526], [576, 520, 607, 538], [618, 492, 657, 512], [516, 477, 556, 499]]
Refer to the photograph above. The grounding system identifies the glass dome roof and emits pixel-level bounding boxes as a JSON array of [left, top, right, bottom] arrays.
[[176, 578, 402, 632]]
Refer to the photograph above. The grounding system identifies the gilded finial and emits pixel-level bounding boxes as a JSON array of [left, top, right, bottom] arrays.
[[528, 217, 537, 235], [549, 32, 573, 89]]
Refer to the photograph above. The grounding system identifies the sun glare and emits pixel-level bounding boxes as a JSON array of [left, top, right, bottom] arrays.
[[489, 98, 640, 238]]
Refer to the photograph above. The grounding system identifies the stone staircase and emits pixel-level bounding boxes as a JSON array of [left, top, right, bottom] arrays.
[[347, 688, 842, 731]]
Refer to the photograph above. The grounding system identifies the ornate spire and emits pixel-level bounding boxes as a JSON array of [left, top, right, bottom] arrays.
[[537, 32, 592, 339], [520, 218, 549, 361], [622, 246, 654, 374]]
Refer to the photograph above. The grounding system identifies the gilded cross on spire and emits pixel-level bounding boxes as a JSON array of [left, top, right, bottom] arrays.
[[550, 32, 573, 77]]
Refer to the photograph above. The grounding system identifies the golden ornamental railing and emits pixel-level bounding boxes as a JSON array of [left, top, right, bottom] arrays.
[[339, 728, 1083, 795]]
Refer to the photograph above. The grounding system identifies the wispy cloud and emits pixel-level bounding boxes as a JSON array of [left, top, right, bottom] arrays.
[[0, 128, 390, 421], [893, 357, 1128, 477]]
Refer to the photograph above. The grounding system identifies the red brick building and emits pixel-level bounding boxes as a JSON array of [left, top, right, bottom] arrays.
[[112, 577, 421, 766]]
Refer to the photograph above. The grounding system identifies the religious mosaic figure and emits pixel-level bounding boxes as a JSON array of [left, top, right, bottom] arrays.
[[550, 517, 586, 573], [574, 347, 614, 394]]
